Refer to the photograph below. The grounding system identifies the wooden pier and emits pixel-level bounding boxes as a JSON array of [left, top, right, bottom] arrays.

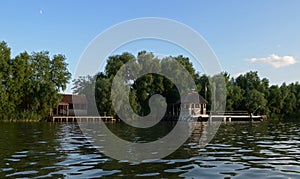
[[192, 113, 267, 122], [207, 114, 266, 122], [48, 116, 116, 123]]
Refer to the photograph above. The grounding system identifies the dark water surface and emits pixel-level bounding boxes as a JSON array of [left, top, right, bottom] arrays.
[[1, 120, 300, 178]]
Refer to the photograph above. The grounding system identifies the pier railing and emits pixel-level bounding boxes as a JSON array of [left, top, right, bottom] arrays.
[[48, 116, 116, 122]]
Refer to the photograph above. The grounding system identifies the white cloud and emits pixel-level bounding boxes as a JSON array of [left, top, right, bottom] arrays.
[[248, 54, 297, 68]]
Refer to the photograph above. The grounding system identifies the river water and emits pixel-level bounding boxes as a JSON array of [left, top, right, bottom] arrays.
[[0, 120, 300, 178]]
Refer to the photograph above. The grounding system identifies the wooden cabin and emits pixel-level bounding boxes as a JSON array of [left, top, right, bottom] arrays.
[[179, 91, 207, 117], [165, 91, 208, 120], [52, 94, 87, 116]]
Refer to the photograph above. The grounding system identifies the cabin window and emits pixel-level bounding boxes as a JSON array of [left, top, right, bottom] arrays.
[[191, 104, 194, 108], [195, 104, 200, 108]]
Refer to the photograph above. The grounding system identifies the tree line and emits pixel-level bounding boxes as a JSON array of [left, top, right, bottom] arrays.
[[73, 51, 300, 119], [0, 41, 71, 120], [223, 71, 300, 118]]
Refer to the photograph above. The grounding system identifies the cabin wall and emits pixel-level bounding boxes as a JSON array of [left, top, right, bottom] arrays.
[[52, 103, 87, 116], [69, 109, 87, 116]]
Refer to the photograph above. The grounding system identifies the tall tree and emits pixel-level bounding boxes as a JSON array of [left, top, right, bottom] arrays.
[[0, 41, 71, 120], [245, 89, 267, 114], [0, 41, 13, 118], [267, 85, 283, 114], [10, 52, 32, 112]]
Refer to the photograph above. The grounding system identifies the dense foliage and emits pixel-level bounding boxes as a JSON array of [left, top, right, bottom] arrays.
[[73, 51, 299, 119], [0, 41, 71, 120], [73, 51, 194, 116], [225, 72, 299, 117]]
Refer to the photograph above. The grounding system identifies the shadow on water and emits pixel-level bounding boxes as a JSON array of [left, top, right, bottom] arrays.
[[0, 120, 300, 178]]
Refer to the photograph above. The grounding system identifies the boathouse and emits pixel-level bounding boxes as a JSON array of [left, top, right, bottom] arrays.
[[52, 94, 87, 116], [179, 91, 207, 117], [165, 91, 208, 120]]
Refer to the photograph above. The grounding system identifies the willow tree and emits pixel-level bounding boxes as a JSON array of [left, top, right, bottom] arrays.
[[73, 51, 200, 117]]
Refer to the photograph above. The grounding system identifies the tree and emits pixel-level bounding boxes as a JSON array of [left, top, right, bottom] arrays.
[[245, 89, 267, 114], [10, 52, 32, 112], [267, 85, 283, 114], [50, 54, 71, 91], [73, 51, 199, 118], [73, 50, 300, 119], [226, 84, 243, 111], [0, 41, 71, 120], [95, 75, 114, 116], [290, 82, 300, 113], [196, 74, 210, 108], [0, 41, 13, 118]]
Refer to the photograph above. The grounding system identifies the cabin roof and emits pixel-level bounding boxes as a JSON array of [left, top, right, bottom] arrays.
[[177, 91, 207, 104], [60, 94, 87, 104]]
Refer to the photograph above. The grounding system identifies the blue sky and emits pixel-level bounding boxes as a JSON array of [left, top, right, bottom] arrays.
[[1, 0, 300, 93]]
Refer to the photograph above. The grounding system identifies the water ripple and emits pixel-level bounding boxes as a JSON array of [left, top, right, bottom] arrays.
[[1, 121, 300, 178]]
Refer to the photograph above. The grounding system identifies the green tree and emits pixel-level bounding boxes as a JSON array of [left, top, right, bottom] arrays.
[[234, 71, 269, 113], [0, 41, 13, 118], [95, 74, 114, 116], [267, 85, 283, 114], [73, 51, 199, 118], [279, 83, 296, 115], [10, 52, 32, 112], [196, 74, 210, 108], [289, 82, 300, 113], [0, 41, 71, 120], [226, 84, 243, 111], [245, 89, 267, 114], [73, 51, 300, 119]]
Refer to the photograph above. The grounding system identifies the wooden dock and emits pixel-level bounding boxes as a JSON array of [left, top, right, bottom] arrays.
[[186, 112, 267, 122], [48, 116, 116, 123], [207, 114, 266, 122]]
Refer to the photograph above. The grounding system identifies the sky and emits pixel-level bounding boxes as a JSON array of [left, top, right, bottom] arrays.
[[1, 0, 300, 93]]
